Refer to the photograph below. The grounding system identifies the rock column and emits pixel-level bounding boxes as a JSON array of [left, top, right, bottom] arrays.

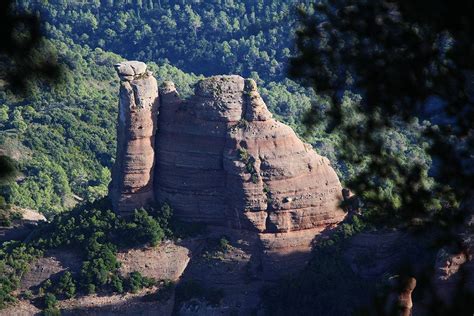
[[110, 61, 159, 216]]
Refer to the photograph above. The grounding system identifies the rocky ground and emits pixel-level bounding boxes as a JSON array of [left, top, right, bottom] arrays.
[[0, 230, 257, 316], [176, 229, 266, 315], [2, 225, 309, 316], [0, 208, 46, 242], [2, 215, 473, 315]]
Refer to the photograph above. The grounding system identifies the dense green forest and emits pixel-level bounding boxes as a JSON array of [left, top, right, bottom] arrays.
[[0, 0, 431, 221], [20, 0, 299, 81]]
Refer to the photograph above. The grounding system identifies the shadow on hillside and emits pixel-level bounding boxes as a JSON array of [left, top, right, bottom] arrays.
[[171, 227, 265, 315], [59, 291, 174, 316], [276, 216, 474, 316]]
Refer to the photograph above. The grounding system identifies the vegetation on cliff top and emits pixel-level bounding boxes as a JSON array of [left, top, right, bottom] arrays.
[[18, 0, 297, 82]]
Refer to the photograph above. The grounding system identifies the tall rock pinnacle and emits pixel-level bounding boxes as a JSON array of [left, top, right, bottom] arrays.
[[109, 63, 346, 275], [110, 61, 159, 216]]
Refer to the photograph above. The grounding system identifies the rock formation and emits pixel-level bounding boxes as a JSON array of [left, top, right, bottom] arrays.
[[385, 277, 416, 316], [154, 75, 345, 233], [110, 62, 346, 262], [117, 240, 203, 281], [110, 61, 159, 216]]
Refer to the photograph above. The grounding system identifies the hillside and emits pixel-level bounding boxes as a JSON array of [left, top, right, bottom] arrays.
[[0, 57, 464, 316]]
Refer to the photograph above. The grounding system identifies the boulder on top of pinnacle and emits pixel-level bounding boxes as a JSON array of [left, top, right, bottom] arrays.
[[114, 61, 148, 81]]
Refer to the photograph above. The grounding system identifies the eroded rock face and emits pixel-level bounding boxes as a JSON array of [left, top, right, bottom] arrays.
[[224, 81, 343, 233], [154, 75, 345, 234], [110, 61, 159, 216], [110, 63, 345, 256], [342, 231, 428, 279]]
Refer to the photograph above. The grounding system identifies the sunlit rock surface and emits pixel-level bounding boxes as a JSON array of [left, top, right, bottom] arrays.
[[155, 75, 345, 234], [110, 61, 159, 216], [110, 62, 346, 266]]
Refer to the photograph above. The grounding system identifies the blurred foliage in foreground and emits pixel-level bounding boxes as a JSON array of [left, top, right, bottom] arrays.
[[264, 1, 474, 314]]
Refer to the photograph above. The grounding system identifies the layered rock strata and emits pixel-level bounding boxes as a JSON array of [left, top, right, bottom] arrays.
[[155, 75, 345, 234], [110, 61, 159, 216], [110, 62, 346, 255]]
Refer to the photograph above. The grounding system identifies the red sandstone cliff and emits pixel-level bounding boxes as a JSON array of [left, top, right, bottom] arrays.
[[155, 75, 345, 234], [110, 61, 159, 216], [110, 62, 345, 260]]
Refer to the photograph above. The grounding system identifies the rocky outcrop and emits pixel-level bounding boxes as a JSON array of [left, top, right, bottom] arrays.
[[16, 242, 195, 316], [110, 62, 345, 261], [155, 75, 345, 234], [110, 61, 159, 216], [117, 240, 204, 281], [174, 229, 266, 315], [20, 250, 82, 291], [342, 231, 427, 279], [154, 77, 235, 225], [0, 208, 46, 242], [433, 209, 474, 306], [59, 288, 175, 316]]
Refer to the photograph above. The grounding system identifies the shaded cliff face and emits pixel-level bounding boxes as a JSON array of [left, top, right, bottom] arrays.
[[110, 61, 159, 216], [155, 75, 345, 234]]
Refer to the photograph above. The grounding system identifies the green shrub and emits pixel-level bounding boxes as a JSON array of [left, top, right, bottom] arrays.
[[219, 237, 230, 252], [0, 196, 13, 227], [125, 272, 156, 294], [10, 211, 22, 221], [156, 203, 173, 238], [0, 276, 17, 309], [43, 307, 61, 316], [55, 271, 76, 299], [79, 242, 120, 290], [120, 209, 164, 247], [238, 148, 258, 183], [86, 284, 95, 294], [0, 212, 11, 227], [0, 242, 43, 308], [111, 275, 124, 294], [22, 290, 33, 300], [44, 293, 57, 308], [43, 293, 61, 315]]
